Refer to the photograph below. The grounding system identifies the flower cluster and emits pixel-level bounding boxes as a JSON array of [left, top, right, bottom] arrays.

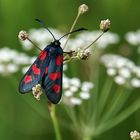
[[101, 54, 140, 88], [0, 47, 34, 75], [32, 84, 43, 100], [62, 74, 94, 106], [125, 29, 140, 46], [19, 28, 119, 52], [130, 130, 140, 140]]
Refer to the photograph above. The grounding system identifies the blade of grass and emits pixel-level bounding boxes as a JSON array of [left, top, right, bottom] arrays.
[[97, 77, 113, 118], [100, 88, 131, 123], [96, 97, 140, 135]]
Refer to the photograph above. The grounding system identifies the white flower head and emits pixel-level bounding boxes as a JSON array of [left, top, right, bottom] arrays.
[[70, 97, 82, 105], [64, 90, 74, 97], [131, 78, 140, 88], [118, 67, 131, 78], [70, 78, 81, 87], [114, 76, 126, 85], [125, 30, 140, 46], [100, 19, 111, 32], [130, 130, 140, 140], [82, 81, 94, 92], [101, 54, 140, 88], [78, 4, 88, 15], [32, 84, 43, 100], [107, 68, 117, 76], [80, 92, 90, 100]]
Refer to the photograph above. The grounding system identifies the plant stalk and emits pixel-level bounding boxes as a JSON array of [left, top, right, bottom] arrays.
[[84, 32, 104, 50], [63, 12, 81, 50], [50, 105, 62, 140]]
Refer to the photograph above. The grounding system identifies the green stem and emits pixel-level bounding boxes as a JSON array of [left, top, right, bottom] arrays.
[[50, 105, 62, 140], [96, 97, 140, 135], [63, 12, 81, 50], [27, 38, 42, 52], [84, 32, 104, 50], [97, 77, 113, 118]]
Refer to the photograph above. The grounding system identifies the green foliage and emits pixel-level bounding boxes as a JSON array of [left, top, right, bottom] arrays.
[[0, 0, 140, 140]]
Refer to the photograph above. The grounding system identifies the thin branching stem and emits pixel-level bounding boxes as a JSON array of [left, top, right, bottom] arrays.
[[63, 12, 81, 50], [84, 32, 104, 50], [27, 38, 42, 52]]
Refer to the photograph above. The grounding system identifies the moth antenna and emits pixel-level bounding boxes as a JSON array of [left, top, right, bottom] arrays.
[[35, 18, 56, 41], [59, 28, 87, 40]]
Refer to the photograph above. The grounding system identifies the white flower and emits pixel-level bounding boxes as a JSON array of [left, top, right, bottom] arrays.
[[32, 84, 42, 100], [69, 78, 81, 87], [70, 97, 82, 105], [81, 82, 94, 92], [130, 130, 140, 140], [78, 4, 88, 15], [62, 74, 94, 106], [0, 47, 17, 62], [107, 68, 117, 76], [131, 78, 140, 88], [100, 19, 110, 32], [13, 53, 31, 65], [114, 76, 126, 85], [118, 67, 131, 78], [69, 86, 79, 92], [125, 30, 140, 46], [7, 64, 18, 73], [80, 92, 90, 100], [101, 54, 140, 88], [64, 90, 73, 97], [101, 54, 132, 68]]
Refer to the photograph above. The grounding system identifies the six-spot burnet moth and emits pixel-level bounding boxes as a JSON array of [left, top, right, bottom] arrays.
[[19, 19, 87, 104]]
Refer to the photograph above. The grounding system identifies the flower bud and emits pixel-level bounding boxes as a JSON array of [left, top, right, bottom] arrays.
[[130, 130, 140, 140], [100, 19, 110, 32], [32, 84, 42, 100], [77, 48, 90, 60], [78, 4, 88, 15], [18, 30, 28, 41]]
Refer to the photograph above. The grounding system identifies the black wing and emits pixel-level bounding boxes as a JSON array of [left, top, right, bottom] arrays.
[[42, 46, 63, 104], [19, 47, 50, 93]]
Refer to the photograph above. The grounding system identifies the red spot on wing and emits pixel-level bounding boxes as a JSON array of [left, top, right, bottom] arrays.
[[24, 75, 32, 84], [49, 73, 58, 81], [49, 72, 61, 81], [32, 64, 40, 75], [57, 72, 61, 79], [40, 51, 47, 61], [45, 67, 48, 74], [56, 55, 62, 66], [53, 84, 60, 93]]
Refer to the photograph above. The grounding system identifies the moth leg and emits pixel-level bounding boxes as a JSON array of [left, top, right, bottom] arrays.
[[63, 50, 75, 54]]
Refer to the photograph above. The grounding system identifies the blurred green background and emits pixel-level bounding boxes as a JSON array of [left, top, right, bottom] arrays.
[[0, 0, 140, 140]]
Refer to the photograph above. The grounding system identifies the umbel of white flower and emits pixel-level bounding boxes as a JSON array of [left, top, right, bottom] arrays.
[[0, 47, 34, 75], [101, 54, 140, 88], [62, 74, 94, 106]]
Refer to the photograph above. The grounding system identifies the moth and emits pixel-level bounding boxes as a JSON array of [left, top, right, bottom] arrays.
[[19, 19, 86, 104]]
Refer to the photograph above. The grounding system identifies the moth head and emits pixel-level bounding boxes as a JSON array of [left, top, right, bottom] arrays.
[[53, 40, 61, 46]]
